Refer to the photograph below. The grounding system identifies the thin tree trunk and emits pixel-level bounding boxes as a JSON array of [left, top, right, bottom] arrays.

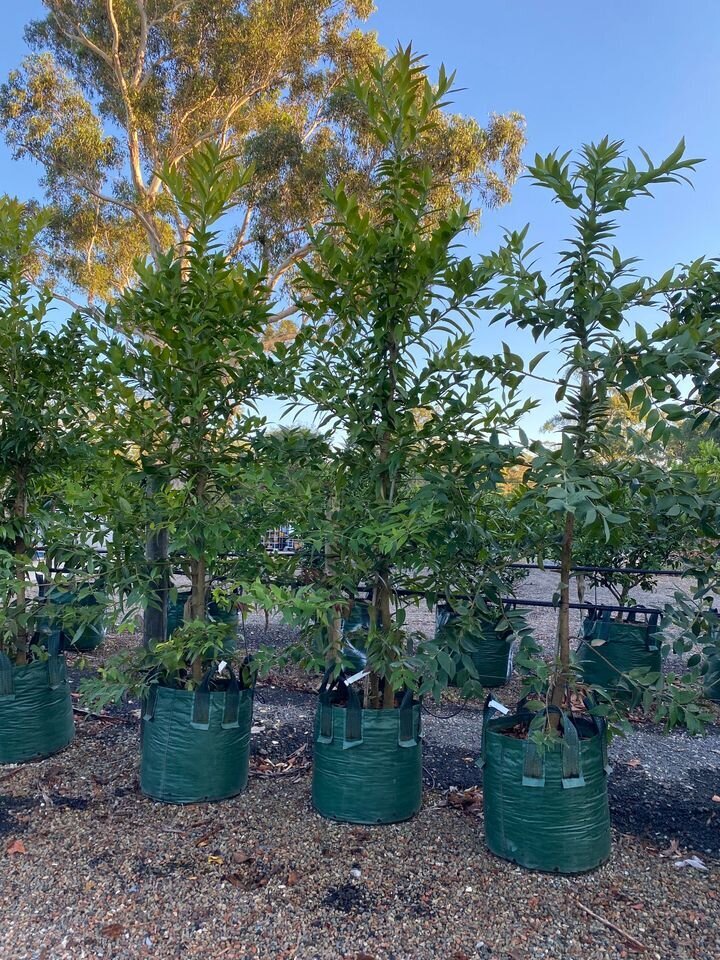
[[551, 512, 575, 710], [13, 468, 28, 666], [142, 475, 168, 648], [551, 369, 592, 715], [324, 497, 342, 664], [378, 570, 396, 709], [189, 555, 206, 684], [189, 471, 207, 683]]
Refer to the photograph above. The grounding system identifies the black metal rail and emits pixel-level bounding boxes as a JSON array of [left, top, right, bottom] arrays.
[[360, 586, 662, 617]]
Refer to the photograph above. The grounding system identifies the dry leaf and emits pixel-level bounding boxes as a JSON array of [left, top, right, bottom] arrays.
[[100, 924, 124, 939], [207, 855, 224, 865], [626, 758, 642, 768], [659, 839, 681, 858], [223, 872, 244, 888], [711, 795, 720, 803], [287, 870, 299, 886], [232, 850, 256, 864], [6, 839, 26, 856]]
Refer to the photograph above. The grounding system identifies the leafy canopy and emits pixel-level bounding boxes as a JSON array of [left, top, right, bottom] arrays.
[[245, 49, 531, 705], [0, 1, 525, 318]]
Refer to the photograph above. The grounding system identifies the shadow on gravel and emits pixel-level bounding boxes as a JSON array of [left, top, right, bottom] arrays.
[[608, 766, 720, 857], [322, 882, 376, 914], [0, 796, 35, 837]]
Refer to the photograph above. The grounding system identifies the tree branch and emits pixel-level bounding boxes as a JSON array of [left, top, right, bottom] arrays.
[[227, 207, 253, 260], [132, 0, 149, 87], [267, 303, 301, 324], [269, 244, 312, 290], [105, 0, 147, 196], [51, 8, 113, 67]]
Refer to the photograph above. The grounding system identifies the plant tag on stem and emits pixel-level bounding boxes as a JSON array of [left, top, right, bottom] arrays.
[[488, 699, 510, 715], [217, 660, 228, 674], [344, 669, 371, 686]]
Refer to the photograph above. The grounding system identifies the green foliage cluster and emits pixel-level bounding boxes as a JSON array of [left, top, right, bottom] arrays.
[[2, 44, 720, 740], [0, 1, 525, 321]]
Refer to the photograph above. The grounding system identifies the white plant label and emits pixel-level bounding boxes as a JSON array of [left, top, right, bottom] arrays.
[[217, 660, 228, 674], [344, 669, 371, 686], [488, 699, 510, 715]]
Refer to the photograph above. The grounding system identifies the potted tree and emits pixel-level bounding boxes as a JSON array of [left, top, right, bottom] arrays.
[[0, 197, 100, 763], [245, 49, 531, 825], [479, 138, 706, 872], [570, 478, 697, 696], [646, 268, 720, 704], [432, 490, 534, 690], [83, 145, 277, 803]]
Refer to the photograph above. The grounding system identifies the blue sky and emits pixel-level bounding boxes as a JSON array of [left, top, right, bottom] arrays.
[[2, 1, 719, 435]]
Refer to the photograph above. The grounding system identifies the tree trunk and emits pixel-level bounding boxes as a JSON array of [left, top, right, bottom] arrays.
[[13, 468, 28, 666], [189, 555, 206, 684], [324, 498, 342, 665], [551, 369, 592, 715], [378, 570, 396, 709], [551, 511, 575, 710], [189, 465, 209, 681], [142, 475, 168, 649]]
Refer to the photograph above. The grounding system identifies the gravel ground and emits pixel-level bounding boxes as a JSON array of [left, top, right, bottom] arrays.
[[2, 572, 719, 960]]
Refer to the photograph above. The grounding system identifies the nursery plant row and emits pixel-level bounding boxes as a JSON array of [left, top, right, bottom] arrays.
[[3, 49, 720, 875]]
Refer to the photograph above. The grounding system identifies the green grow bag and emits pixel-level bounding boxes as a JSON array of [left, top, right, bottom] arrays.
[[340, 600, 369, 671], [435, 606, 513, 688], [481, 704, 611, 873], [166, 591, 237, 651], [0, 647, 75, 764], [701, 612, 720, 702], [47, 586, 107, 652], [140, 670, 253, 804], [577, 608, 661, 694], [703, 653, 720, 702], [312, 681, 422, 824]]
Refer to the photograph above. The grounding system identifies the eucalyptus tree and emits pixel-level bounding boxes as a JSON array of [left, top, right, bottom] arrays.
[[0, 0, 525, 329]]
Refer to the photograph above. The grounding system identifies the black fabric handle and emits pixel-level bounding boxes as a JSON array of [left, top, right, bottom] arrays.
[[193, 664, 240, 728], [343, 683, 363, 746]]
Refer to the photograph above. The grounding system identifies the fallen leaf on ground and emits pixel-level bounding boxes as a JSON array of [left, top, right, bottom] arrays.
[[249, 744, 310, 778], [6, 839, 26, 856], [287, 870, 299, 886], [350, 828, 372, 842], [223, 873, 244, 888], [626, 758, 642, 768], [659, 839, 681, 858], [438, 786, 483, 816], [712, 795, 720, 803], [100, 924, 124, 939], [232, 850, 256, 864]]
